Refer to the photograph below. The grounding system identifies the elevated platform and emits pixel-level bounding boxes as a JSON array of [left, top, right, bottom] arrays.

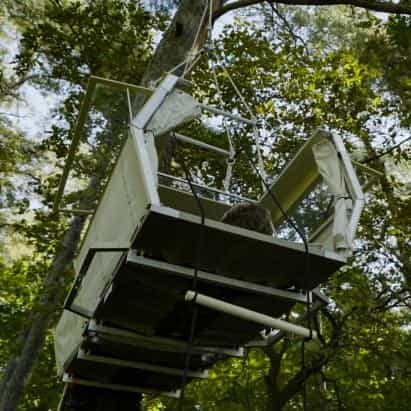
[[57, 204, 341, 401], [53, 75, 364, 408]]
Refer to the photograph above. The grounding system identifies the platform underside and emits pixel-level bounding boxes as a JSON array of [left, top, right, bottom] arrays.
[[96, 254, 295, 346], [132, 206, 343, 290], [63, 319, 231, 397], [64, 206, 343, 400], [59, 384, 141, 411]]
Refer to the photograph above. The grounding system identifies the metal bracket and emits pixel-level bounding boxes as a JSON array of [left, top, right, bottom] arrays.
[[64, 243, 129, 312]]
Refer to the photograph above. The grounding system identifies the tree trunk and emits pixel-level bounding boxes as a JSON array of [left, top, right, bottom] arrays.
[[0, 1, 208, 410], [264, 339, 330, 411]]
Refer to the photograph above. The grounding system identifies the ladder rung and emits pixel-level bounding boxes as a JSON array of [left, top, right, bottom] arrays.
[[62, 373, 180, 398], [77, 349, 208, 379], [174, 132, 230, 156], [88, 320, 244, 358]]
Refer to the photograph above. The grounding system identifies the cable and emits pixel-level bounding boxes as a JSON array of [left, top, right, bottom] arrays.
[[301, 338, 308, 409], [208, 46, 266, 186], [182, 2, 209, 77], [240, 148, 308, 252], [171, 133, 206, 411], [240, 145, 313, 411]]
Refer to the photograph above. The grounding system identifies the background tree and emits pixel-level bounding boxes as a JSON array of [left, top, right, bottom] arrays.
[[0, 1, 410, 410]]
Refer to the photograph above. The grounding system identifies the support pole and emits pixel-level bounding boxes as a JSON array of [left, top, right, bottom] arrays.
[[185, 291, 317, 339]]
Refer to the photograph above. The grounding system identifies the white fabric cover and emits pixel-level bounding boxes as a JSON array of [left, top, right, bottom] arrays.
[[147, 89, 201, 136], [55, 135, 153, 373], [312, 138, 349, 250], [144, 89, 201, 183]]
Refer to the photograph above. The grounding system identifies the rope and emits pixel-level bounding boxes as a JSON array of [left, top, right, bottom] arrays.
[[302, 338, 307, 409], [208, 47, 267, 190], [183, 0, 267, 192], [302, 290, 313, 411], [166, 0, 268, 194], [361, 135, 411, 164], [210, 62, 236, 191], [175, 5, 213, 407], [182, 1, 209, 77], [217, 52, 267, 182]]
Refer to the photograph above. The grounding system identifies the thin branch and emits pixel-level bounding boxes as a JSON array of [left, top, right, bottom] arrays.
[[266, 2, 309, 52], [361, 135, 411, 164], [0, 75, 34, 100], [214, 0, 411, 20], [0, 112, 25, 118]]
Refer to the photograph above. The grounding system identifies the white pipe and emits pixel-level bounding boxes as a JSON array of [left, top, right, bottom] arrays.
[[185, 291, 317, 339]]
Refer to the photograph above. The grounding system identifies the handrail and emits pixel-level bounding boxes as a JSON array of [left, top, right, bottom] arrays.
[[158, 172, 256, 204], [52, 76, 152, 212]]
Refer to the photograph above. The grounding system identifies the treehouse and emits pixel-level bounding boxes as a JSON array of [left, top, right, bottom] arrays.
[[53, 74, 364, 407]]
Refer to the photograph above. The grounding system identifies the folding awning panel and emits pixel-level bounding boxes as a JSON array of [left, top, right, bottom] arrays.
[[259, 129, 364, 255]]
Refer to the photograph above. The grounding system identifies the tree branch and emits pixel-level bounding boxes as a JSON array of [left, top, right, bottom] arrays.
[[214, 0, 411, 20], [265, 2, 309, 52], [280, 353, 329, 402]]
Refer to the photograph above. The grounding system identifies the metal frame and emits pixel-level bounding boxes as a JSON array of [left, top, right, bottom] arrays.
[[87, 320, 244, 358], [77, 348, 208, 379], [53, 74, 365, 398], [258, 129, 364, 254], [53, 75, 364, 255], [158, 172, 256, 204], [63, 243, 129, 314], [53, 74, 259, 216], [62, 373, 180, 399]]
